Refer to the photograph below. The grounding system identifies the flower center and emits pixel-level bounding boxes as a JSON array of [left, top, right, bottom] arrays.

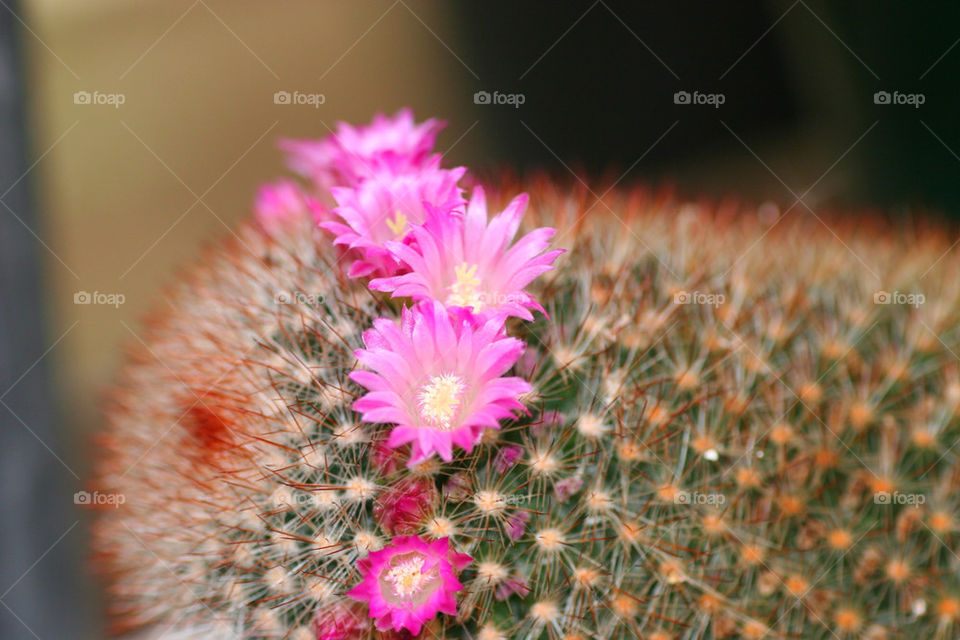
[[446, 262, 484, 310], [384, 555, 431, 598], [417, 373, 466, 430], [385, 210, 408, 238]]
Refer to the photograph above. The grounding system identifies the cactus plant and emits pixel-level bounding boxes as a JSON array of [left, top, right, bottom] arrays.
[[92, 111, 960, 640]]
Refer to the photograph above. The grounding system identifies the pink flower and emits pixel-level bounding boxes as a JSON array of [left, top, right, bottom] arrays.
[[253, 179, 324, 231], [370, 187, 563, 320], [280, 109, 445, 190], [350, 301, 531, 465], [347, 535, 472, 635], [321, 160, 466, 278], [374, 477, 439, 535]]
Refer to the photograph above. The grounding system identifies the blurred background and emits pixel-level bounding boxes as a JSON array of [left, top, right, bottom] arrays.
[[2, 1, 959, 637]]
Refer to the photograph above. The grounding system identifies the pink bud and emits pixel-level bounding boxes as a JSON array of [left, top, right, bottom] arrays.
[[495, 575, 531, 601], [515, 347, 540, 377], [554, 476, 583, 503], [443, 472, 473, 500], [505, 510, 530, 541], [313, 602, 368, 640], [254, 179, 316, 232], [369, 435, 406, 476], [543, 410, 566, 426], [493, 445, 524, 473], [373, 477, 438, 535], [532, 410, 566, 435]]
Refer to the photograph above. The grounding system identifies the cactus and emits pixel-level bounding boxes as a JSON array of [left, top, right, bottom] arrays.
[[92, 111, 960, 640]]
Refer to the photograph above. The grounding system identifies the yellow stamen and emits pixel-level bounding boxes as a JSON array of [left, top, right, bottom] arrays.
[[385, 210, 408, 238], [384, 555, 431, 598], [417, 373, 466, 429], [447, 262, 484, 310]]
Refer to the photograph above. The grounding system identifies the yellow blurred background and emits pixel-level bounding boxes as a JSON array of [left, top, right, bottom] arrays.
[[25, 1, 491, 473]]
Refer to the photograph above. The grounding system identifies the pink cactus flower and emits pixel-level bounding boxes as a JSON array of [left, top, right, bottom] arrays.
[[350, 301, 531, 465], [253, 179, 324, 232], [321, 160, 466, 278], [347, 535, 472, 635], [370, 187, 563, 320], [280, 109, 445, 190]]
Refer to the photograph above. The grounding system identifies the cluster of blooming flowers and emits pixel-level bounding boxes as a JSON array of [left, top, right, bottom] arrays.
[[257, 110, 561, 636]]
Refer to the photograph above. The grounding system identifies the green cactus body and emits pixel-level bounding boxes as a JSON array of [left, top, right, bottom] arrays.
[[94, 180, 960, 640]]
